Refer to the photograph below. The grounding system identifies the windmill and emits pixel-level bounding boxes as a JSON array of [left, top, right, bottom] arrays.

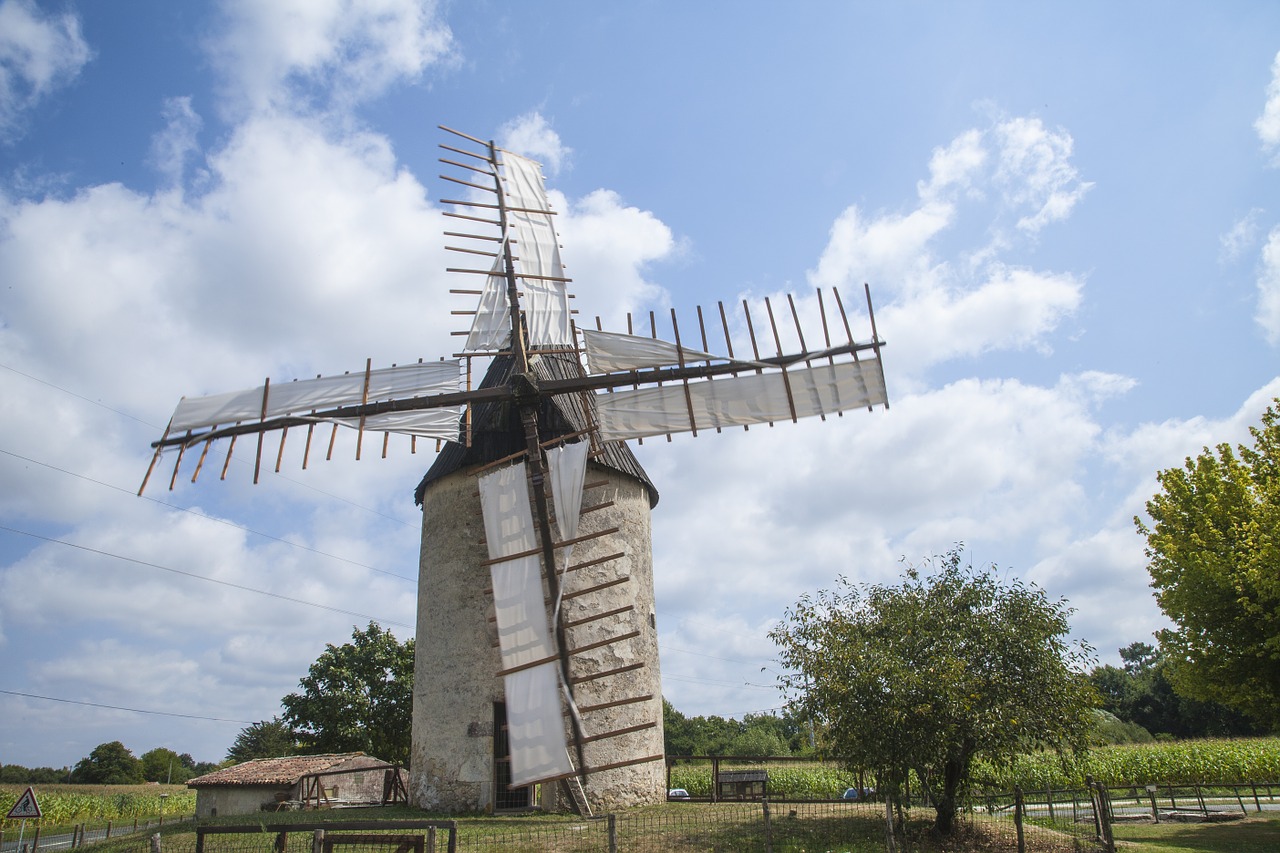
[[140, 125, 889, 814]]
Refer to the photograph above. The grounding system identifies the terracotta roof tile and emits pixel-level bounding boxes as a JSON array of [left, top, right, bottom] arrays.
[[187, 753, 372, 787]]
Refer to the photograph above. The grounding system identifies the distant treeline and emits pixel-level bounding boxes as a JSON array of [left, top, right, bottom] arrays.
[[0, 765, 71, 784]]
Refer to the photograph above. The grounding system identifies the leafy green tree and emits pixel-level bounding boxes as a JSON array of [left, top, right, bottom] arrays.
[[139, 747, 193, 783], [70, 741, 144, 784], [771, 549, 1097, 836], [281, 623, 414, 766], [0, 765, 69, 783], [179, 753, 220, 776], [227, 717, 298, 763], [1089, 643, 1263, 738], [1137, 399, 1280, 728]]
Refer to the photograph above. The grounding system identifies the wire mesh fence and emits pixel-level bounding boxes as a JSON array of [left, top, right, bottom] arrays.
[[26, 781, 1280, 853], [72, 803, 1110, 853]]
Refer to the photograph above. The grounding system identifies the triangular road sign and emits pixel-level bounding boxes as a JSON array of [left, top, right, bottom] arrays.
[[7, 786, 41, 819]]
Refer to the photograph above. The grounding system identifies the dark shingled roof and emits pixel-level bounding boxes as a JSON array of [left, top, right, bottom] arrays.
[[187, 753, 377, 787], [414, 351, 657, 508]]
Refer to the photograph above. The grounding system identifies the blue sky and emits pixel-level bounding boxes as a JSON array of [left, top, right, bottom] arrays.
[[2, 0, 1279, 770]]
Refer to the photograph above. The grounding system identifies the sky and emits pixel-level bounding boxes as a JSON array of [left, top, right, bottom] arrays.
[[2, 0, 1279, 771]]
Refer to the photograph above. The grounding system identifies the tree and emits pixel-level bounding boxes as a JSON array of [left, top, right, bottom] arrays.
[[227, 717, 298, 763], [770, 549, 1096, 837], [1137, 399, 1280, 728], [1089, 643, 1263, 738], [139, 747, 193, 784], [70, 741, 144, 784], [281, 622, 414, 766]]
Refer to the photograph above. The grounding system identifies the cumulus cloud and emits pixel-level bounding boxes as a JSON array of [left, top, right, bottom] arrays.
[[0, 0, 92, 141], [992, 116, 1093, 234], [1255, 50, 1280, 163], [1257, 225, 1280, 344], [1220, 208, 1264, 264], [208, 0, 455, 117], [808, 115, 1089, 382], [500, 111, 571, 175], [149, 97, 204, 188]]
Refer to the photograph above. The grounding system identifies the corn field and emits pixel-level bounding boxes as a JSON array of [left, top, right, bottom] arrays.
[[972, 736, 1280, 790], [0, 785, 195, 830], [669, 737, 1280, 799]]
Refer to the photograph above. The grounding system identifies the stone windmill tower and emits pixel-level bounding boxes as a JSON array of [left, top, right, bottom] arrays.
[[139, 125, 889, 816], [410, 350, 663, 812]]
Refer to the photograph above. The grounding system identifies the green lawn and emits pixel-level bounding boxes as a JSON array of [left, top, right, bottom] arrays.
[[1110, 814, 1280, 852]]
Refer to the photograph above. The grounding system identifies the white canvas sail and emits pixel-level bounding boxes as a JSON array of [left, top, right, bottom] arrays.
[[478, 463, 575, 786], [594, 357, 888, 441], [168, 361, 463, 437]]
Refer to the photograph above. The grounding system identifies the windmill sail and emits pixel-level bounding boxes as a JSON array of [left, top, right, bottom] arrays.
[[594, 356, 888, 441], [478, 462, 576, 786], [168, 361, 463, 434], [462, 151, 570, 351]]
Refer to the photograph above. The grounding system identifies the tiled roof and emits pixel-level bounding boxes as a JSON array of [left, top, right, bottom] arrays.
[[187, 753, 373, 787]]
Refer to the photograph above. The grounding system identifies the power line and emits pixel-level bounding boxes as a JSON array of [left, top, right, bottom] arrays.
[[0, 363, 153, 426], [0, 689, 257, 724], [0, 524, 412, 629], [0, 447, 415, 583], [0, 361, 418, 527]]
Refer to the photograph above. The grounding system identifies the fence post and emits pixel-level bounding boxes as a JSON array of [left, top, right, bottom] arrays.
[[30, 825, 39, 853], [1045, 785, 1055, 823], [312, 829, 324, 853], [150, 833, 161, 853], [1086, 775, 1102, 842], [1146, 785, 1159, 823], [1013, 786, 1026, 853], [762, 799, 772, 853], [1094, 781, 1115, 853], [883, 797, 897, 853], [106, 821, 112, 840], [607, 814, 617, 853]]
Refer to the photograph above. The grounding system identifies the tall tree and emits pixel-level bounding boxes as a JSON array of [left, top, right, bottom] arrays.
[[281, 623, 414, 766], [70, 741, 144, 784], [1137, 398, 1280, 728], [139, 747, 192, 784], [1089, 643, 1263, 738], [227, 718, 298, 763], [771, 549, 1096, 837]]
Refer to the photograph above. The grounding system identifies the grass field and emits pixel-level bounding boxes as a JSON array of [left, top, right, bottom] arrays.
[[1110, 813, 1280, 852], [33, 799, 1280, 852]]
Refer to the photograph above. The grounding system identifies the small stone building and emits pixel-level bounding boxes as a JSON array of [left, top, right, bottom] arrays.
[[187, 753, 405, 817]]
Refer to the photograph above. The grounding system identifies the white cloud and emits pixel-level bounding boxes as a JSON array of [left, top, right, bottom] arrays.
[[1220, 208, 1264, 264], [918, 129, 987, 202], [1255, 50, 1280, 163], [809, 201, 954, 297], [992, 116, 1093, 234], [1257, 225, 1280, 344], [0, 0, 92, 141], [499, 112, 571, 176], [209, 0, 455, 117], [806, 114, 1089, 386], [554, 188, 675, 327], [149, 97, 204, 189]]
